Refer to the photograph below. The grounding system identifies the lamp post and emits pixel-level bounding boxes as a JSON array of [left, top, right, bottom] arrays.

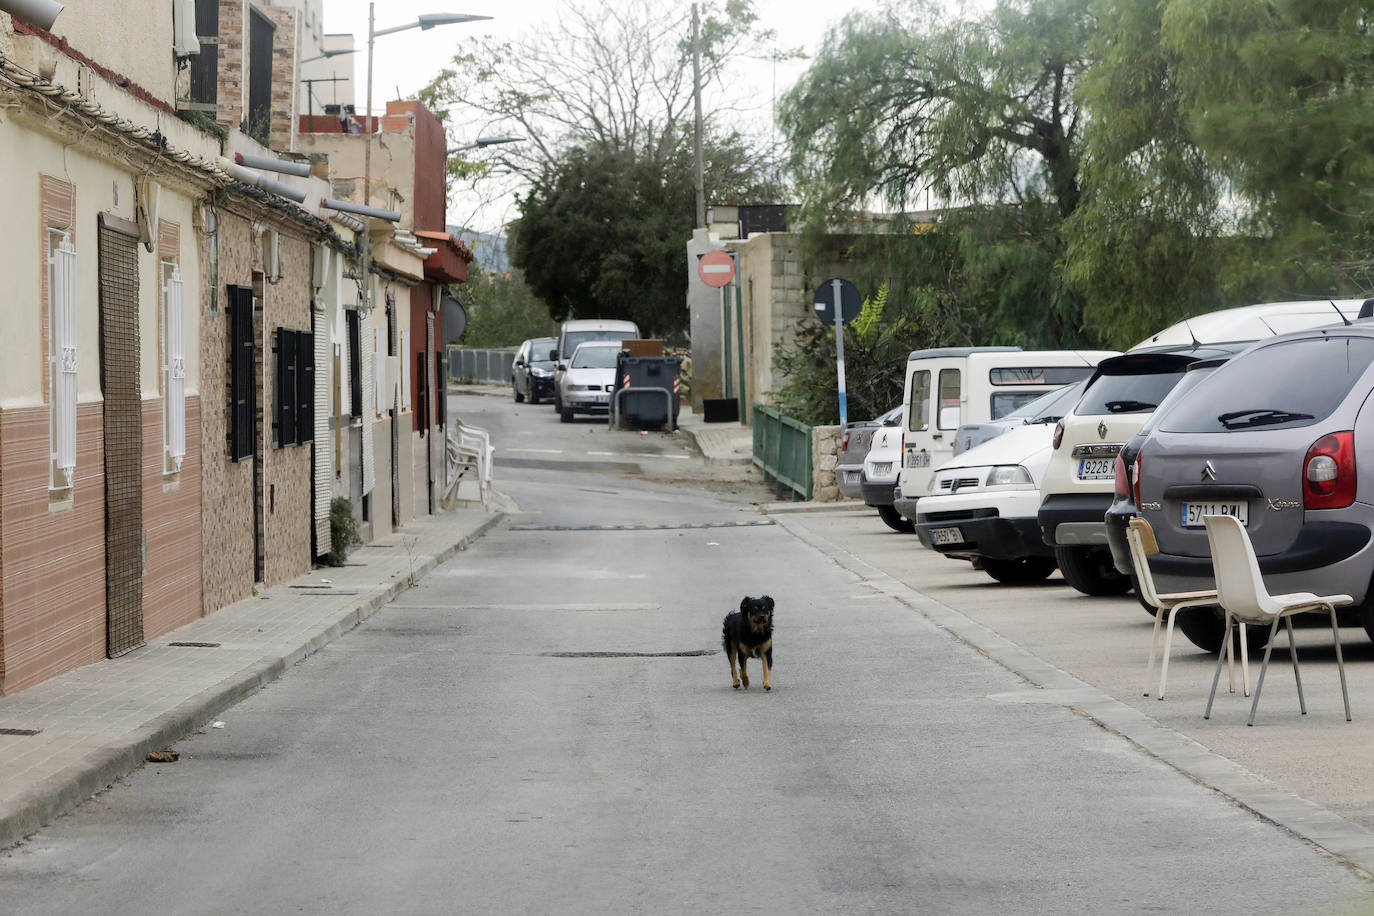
[[358, 5, 491, 313], [445, 136, 523, 154]]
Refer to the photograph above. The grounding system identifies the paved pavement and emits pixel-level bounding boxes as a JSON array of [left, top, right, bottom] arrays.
[[0, 503, 503, 851]]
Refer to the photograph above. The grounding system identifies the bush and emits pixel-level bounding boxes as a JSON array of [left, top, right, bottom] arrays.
[[325, 497, 362, 567]]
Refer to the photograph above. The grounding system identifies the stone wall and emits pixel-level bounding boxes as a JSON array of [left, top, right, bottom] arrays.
[[811, 424, 842, 502]]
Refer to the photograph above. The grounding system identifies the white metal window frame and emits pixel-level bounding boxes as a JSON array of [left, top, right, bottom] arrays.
[[400, 327, 411, 411], [48, 228, 77, 493], [162, 260, 187, 474]]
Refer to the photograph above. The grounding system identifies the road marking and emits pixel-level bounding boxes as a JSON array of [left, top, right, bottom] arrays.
[[505, 448, 564, 454], [511, 520, 776, 532], [586, 451, 691, 460], [389, 603, 660, 612]]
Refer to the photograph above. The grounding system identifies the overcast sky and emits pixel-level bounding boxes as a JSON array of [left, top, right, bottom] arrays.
[[321, 0, 880, 233]]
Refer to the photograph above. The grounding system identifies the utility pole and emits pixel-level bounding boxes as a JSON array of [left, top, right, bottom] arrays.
[[691, 3, 705, 228]]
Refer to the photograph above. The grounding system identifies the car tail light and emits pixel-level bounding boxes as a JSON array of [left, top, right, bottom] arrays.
[[1132, 452, 1143, 509], [841, 429, 851, 451], [1304, 431, 1356, 509], [1052, 420, 1064, 450], [1113, 454, 1128, 497]]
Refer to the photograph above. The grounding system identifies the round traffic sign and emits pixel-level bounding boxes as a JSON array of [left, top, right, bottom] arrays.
[[698, 250, 735, 288], [813, 277, 863, 325]]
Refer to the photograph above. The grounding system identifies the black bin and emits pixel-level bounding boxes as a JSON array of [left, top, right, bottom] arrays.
[[614, 354, 682, 430]]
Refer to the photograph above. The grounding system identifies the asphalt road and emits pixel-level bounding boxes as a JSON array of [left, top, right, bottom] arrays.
[[0, 392, 1369, 914]]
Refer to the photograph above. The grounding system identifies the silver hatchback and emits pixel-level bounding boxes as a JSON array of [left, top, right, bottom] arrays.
[[1137, 325, 1374, 649]]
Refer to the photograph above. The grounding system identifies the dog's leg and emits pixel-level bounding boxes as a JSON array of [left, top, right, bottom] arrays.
[[762, 644, 772, 691], [739, 651, 750, 689], [728, 644, 741, 689]]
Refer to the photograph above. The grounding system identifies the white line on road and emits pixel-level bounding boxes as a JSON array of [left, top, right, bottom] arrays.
[[505, 448, 565, 454], [586, 451, 692, 460]]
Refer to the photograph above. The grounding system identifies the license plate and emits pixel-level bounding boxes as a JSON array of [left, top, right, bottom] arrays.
[[593, 395, 607, 404], [842, 470, 861, 484], [907, 452, 930, 469], [930, 527, 963, 546], [1077, 458, 1115, 480], [1182, 501, 1248, 527], [870, 462, 893, 476]]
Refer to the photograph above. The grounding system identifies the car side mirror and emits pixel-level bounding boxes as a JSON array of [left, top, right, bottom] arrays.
[[557, 362, 567, 371], [515, 359, 525, 367]]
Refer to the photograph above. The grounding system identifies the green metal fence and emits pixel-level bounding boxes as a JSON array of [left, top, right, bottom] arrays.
[[752, 404, 813, 501]]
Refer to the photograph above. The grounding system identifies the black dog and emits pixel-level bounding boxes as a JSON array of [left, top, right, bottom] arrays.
[[722, 596, 774, 690]]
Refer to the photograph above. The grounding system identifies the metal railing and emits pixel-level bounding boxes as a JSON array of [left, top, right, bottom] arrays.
[[446, 346, 519, 385], [752, 404, 813, 501]]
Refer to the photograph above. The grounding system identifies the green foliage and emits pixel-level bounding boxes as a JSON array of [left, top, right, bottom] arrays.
[[451, 265, 558, 348], [325, 498, 361, 568]]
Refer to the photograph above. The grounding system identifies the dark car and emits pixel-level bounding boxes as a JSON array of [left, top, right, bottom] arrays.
[[1134, 324, 1374, 652], [837, 406, 900, 500], [1105, 358, 1231, 586], [512, 336, 557, 404]]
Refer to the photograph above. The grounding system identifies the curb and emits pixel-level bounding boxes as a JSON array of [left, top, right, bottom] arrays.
[[0, 511, 504, 851]]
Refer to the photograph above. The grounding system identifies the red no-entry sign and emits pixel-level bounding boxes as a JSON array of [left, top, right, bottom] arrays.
[[697, 250, 735, 288]]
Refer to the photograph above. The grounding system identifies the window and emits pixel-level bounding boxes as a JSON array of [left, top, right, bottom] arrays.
[[247, 10, 275, 143], [227, 285, 256, 462], [937, 368, 961, 429], [399, 327, 411, 410], [48, 228, 77, 491], [274, 327, 316, 447], [987, 366, 1094, 386], [907, 370, 930, 432], [346, 308, 362, 418], [188, 0, 218, 108], [162, 260, 186, 474]]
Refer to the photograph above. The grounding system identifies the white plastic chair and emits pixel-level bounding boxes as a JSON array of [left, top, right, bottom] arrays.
[[1202, 515, 1352, 726], [1127, 517, 1228, 700]]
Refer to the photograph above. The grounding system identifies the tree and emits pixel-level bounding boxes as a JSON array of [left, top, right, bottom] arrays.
[[509, 137, 780, 338], [450, 265, 558, 348]]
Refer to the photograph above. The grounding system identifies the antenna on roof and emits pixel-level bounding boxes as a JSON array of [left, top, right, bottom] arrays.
[[1291, 258, 1351, 326], [1182, 318, 1201, 348]]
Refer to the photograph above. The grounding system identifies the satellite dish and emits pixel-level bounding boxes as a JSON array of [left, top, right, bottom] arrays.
[[442, 294, 467, 343]]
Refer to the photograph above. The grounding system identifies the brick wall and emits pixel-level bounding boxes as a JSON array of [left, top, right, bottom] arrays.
[[142, 397, 203, 639], [215, 0, 244, 132], [261, 5, 298, 151]]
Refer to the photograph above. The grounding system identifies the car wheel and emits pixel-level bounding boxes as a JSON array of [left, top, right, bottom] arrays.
[[1177, 607, 1273, 655], [513, 378, 524, 402], [1053, 546, 1131, 596], [981, 556, 1057, 584], [560, 404, 574, 423], [876, 505, 914, 533]]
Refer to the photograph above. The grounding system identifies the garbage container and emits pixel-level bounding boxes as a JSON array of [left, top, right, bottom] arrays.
[[614, 354, 682, 430]]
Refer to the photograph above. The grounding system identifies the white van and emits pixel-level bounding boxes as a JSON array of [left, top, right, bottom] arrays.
[[551, 318, 640, 414], [889, 347, 1119, 523]]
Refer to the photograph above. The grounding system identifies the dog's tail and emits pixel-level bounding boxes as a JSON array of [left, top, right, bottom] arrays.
[[721, 615, 731, 655]]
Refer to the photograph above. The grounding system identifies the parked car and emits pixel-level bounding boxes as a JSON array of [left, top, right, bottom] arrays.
[[889, 347, 1117, 524], [862, 424, 912, 531], [951, 379, 1087, 456], [555, 341, 622, 422], [512, 336, 557, 404], [913, 422, 1060, 583], [1134, 324, 1374, 651], [552, 319, 640, 415], [837, 406, 901, 500], [1104, 358, 1231, 584], [1038, 299, 1368, 598]]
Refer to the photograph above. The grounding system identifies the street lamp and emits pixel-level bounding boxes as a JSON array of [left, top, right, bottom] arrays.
[[358, 5, 492, 312], [446, 136, 523, 154]]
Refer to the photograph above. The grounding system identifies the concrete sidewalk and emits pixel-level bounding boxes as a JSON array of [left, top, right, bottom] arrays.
[[673, 404, 753, 466], [0, 505, 503, 850]]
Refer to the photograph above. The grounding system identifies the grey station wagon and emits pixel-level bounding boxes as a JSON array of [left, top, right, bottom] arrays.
[[1137, 324, 1374, 650]]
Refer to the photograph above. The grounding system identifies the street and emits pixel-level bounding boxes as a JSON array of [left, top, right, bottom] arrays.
[[0, 391, 1370, 914]]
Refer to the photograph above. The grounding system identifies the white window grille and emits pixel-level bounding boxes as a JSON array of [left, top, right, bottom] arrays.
[[163, 263, 187, 473], [49, 230, 77, 491], [400, 328, 411, 410]]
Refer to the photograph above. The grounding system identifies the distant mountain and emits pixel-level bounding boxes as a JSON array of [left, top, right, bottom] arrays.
[[449, 226, 509, 274]]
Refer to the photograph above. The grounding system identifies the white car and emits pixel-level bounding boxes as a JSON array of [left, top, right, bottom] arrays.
[[556, 341, 621, 422], [911, 423, 1059, 583]]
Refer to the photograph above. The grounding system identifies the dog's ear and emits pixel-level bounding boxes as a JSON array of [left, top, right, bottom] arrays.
[[740, 597, 750, 612], [762, 595, 774, 611]]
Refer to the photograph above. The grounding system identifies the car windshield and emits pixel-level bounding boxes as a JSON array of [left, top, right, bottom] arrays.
[[1075, 369, 1188, 416], [564, 330, 630, 355], [532, 341, 556, 361], [1159, 335, 1374, 433], [1000, 380, 1086, 424], [571, 346, 620, 369]]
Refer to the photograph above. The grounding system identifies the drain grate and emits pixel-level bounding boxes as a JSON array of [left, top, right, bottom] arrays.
[[0, 728, 42, 737], [169, 642, 221, 648], [543, 649, 718, 658]]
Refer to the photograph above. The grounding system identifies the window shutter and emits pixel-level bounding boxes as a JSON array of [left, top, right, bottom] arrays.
[[297, 330, 314, 444], [416, 351, 427, 439], [275, 326, 297, 447], [164, 266, 186, 470], [312, 312, 332, 552], [229, 285, 256, 462], [346, 309, 362, 418], [400, 328, 411, 410], [50, 231, 78, 484], [374, 329, 387, 416]]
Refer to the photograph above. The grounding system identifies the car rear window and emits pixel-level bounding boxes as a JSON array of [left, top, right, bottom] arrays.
[[1075, 368, 1188, 416], [1159, 335, 1374, 433]]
